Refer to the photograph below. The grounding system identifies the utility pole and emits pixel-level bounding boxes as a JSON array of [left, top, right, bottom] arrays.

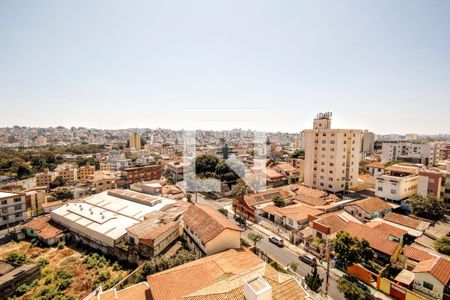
[[325, 237, 331, 296]]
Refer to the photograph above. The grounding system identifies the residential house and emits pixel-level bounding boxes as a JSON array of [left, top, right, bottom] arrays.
[[344, 197, 392, 222], [262, 203, 323, 230], [365, 220, 408, 244], [412, 257, 450, 300], [342, 221, 402, 264], [233, 188, 293, 221], [182, 204, 241, 256], [86, 171, 116, 194], [146, 248, 307, 300], [418, 170, 443, 199], [22, 215, 65, 246], [265, 168, 288, 187], [165, 161, 184, 182], [271, 162, 300, 184], [365, 162, 386, 176], [401, 245, 435, 271]]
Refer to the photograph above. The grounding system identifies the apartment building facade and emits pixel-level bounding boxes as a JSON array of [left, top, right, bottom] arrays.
[[417, 170, 443, 199], [0, 192, 26, 229], [35, 169, 55, 187], [78, 164, 95, 181], [303, 113, 362, 193], [381, 142, 441, 167], [119, 165, 162, 186], [129, 132, 141, 150], [375, 166, 419, 202]]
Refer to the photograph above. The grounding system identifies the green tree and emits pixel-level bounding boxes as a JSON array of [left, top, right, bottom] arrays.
[[215, 160, 244, 183], [408, 194, 445, 221], [6, 252, 28, 266], [337, 278, 366, 300], [332, 231, 373, 270], [273, 195, 286, 207], [290, 262, 299, 272], [231, 182, 253, 196], [305, 265, 323, 292], [247, 232, 263, 252], [195, 154, 219, 176], [17, 165, 32, 179], [435, 236, 450, 255], [217, 208, 228, 217], [52, 188, 74, 200], [49, 176, 66, 189], [291, 149, 304, 159]]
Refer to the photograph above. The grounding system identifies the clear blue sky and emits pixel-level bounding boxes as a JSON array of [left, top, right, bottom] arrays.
[[0, 0, 449, 134]]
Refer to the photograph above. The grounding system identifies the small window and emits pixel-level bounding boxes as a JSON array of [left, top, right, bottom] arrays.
[[423, 281, 433, 290]]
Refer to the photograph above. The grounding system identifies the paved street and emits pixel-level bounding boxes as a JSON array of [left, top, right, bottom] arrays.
[[194, 195, 344, 299]]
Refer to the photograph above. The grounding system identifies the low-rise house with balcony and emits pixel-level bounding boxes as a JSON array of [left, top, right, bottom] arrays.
[[375, 165, 420, 203]]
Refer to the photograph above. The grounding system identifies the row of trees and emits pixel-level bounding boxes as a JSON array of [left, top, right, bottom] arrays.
[[408, 194, 446, 221]]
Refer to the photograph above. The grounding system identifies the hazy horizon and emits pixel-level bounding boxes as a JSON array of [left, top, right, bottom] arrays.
[[1, 1, 449, 134]]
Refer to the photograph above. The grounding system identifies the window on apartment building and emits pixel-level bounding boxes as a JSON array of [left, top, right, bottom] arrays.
[[2, 208, 7, 213], [423, 282, 433, 290], [330, 155, 334, 159], [15, 213, 20, 218], [330, 148, 334, 151], [313, 167, 317, 171], [322, 140, 326, 144], [1, 200, 7, 205], [315, 133, 318, 137], [322, 154, 325, 158], [344, 140, 347, 144], [390, 189, 396, 194], [2, 216, 6, 221], [320, 182, 324, 186], [330, 170, 334, 174], [14, 205, 21, 211], [322, 147, 325, 151], [330, 140, 335, 145], [378, 187, 383, 191], [328, 177, 333, 181], [14, 198, 21, 203], [328, 185, 333, 188]]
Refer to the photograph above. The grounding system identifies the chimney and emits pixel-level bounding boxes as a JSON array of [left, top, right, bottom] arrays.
[[243, 276, 272, 300]]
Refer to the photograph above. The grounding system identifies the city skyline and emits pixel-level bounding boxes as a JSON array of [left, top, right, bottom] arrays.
[[1, 1, 449, 134]]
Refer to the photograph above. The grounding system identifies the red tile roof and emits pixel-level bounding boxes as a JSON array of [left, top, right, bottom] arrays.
[[413, 257, 450, 285], [342, 221, 400, 256], [383, 212, 423, 229], [402, 245, 435, 262], [243, 189, 292, 208], [183, 204, 240, 244], [350, 197, 392, 214], [366, 221, 407, 239], [23, 215, 65, 240], [365, 162, 385, 169], [315, 215, 347, 234]]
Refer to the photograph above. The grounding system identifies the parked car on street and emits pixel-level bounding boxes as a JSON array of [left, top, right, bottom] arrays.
[[268, 236, 284, 247], [299, 254, 317, 267]]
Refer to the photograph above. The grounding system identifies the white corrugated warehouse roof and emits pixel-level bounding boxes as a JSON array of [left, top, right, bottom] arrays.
[[50, 190, 176, 246]]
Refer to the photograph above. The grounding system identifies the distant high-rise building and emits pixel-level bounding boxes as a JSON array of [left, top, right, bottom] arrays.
[[381, 142, 441, 167], [303, 113, 362, 193], [130, 132, 141, 150], [361, 130, 375, 155]]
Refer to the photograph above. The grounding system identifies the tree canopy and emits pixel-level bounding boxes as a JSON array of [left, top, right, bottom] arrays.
[[435, 236, 450, 255], [332, 231, 374, 270], [337, 278, 366, 300], [305, 264, 323, 292], [408, 194, 446, 221], [195, 154, 219, 176]]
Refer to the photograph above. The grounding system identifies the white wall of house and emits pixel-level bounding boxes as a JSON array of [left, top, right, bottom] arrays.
[[375, 175, 418, 202], [413, 272, 444, 300]]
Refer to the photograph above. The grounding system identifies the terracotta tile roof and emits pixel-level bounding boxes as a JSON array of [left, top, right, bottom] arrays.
[[349, 197, 392, 214], [127, 220, 179, 244], [147, 249, 305, 300], [23, 215, 65, 240], [294, 194, 327, 206], [23, 215, 52, 231], [402, 245, 435, 262], [243, 189, 292, 208], [41, 200, 63, 208], [263, 204, 322, 222], [383, 212, 423, 229], [413, 257, 450, 285], [366, 221, 407, 238], [274, 162, 296, 173], [265, 168, 285, 180], [315, 215, 347, 234], [365, 162, 385, 169], [97, 282, 150, 300], [147, 249, 262, 300], [342, 221, 400, 256], [183, 204, 240, 244]]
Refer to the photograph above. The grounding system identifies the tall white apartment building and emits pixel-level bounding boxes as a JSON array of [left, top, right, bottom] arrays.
[[381, 142, 441, 167], [303, 113, 362, 193]]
